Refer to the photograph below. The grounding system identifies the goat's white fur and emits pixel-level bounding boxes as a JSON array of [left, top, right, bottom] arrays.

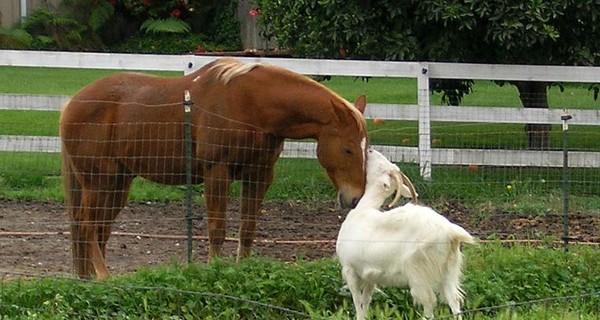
[[336, 149, 474, 320]]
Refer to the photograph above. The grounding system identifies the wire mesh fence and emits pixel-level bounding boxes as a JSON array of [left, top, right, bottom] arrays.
[[1, 58, 599, 318]]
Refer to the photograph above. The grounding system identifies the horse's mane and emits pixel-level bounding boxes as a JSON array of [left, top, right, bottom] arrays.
[[206, 58, 366, 129], [208, 58, 261, 84]]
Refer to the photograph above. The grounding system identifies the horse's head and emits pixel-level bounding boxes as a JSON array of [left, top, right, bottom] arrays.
[[316, 96, 368, 209]]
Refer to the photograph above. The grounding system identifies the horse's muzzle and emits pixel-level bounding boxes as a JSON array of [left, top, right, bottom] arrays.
[[338, 193, 360, 209]]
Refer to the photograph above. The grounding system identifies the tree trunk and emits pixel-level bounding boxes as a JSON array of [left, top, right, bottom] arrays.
[[513, 81, 551, 150], [237, 0, 272, 50]]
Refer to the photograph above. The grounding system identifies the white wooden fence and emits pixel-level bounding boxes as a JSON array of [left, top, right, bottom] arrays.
[[2, 50, 600, 178]]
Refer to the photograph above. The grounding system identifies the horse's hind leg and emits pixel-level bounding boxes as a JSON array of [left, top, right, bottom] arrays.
[[97, 177, 133, 260], [238, 168, 275, 261], [71, 205, 95, 279], [72, 179, 131, 281], [71, 191, 113, 281], [204, 164, 232, 260]]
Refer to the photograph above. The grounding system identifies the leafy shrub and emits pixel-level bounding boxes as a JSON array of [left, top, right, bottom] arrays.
[[22, 7, 94, 51], [1, 0, 240, 53], [209, 0, 242, 51], [0, 27, 33, 49], [100, 0, 242, 53], [110, 32, 211, 54], [140, 17, 191, 34]]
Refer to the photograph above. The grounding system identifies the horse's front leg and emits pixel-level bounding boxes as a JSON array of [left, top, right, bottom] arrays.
[[204, 164, 232, 260], [237, 168, 275, 261]]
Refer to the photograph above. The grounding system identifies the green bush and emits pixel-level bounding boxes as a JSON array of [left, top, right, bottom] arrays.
[[1, 0, 241, 53], [0, 27, 33, 49], [110, 0, 241, 55], [105, 0, 241, 52], [111, 32, 211, 54], [22, 7, 99, 51], [209, 0, 242, 51]]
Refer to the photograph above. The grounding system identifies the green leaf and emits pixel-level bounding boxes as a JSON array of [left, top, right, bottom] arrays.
[[140, 18, 191, 34], [89, 2, 115, 32]]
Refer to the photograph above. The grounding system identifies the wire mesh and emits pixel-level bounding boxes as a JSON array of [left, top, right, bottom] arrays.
[[1, 71, 599, 318]]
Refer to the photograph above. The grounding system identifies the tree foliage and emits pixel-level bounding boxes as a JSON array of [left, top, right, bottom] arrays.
[[259, 0, 600, 66], [259, 0, 600, 148], [259, 0, 417, 60]]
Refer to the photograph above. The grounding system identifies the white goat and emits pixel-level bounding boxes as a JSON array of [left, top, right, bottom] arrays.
[[336, 149, 474, 320]]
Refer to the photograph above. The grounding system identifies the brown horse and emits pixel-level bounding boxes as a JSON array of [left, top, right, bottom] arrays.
[[60, 57, 369, 280]]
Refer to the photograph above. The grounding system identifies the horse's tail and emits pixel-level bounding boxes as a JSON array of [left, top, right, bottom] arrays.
[[61, 143, 91, 278]]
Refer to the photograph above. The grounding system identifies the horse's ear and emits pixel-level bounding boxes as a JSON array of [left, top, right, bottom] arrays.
[[354, 95, 367, 114]]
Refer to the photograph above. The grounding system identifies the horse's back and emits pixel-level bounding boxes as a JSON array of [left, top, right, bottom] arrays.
[[58, 66, 281, 185]]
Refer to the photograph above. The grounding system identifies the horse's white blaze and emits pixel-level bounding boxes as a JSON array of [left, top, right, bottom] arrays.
[[361, 137, 367, 168]]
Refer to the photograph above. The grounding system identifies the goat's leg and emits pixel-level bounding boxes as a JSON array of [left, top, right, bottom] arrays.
[[441, 260, 465, 320], [409, 282, 437, 320], [360, 282, 375, 319], [442, 285, 464, 320], [342, 267, 369, 320]]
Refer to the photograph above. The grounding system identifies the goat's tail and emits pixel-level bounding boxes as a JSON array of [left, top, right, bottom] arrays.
[[449, 225, 476, 248], [447, 225, 475, 274], [443, 225, 475, 308]]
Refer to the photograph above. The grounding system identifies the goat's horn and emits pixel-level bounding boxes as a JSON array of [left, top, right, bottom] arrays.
[[388, 171, 404, 208], [400, 171, 418, 204]]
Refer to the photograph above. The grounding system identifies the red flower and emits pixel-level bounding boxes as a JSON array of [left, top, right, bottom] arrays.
[[109, 0, 117, 6], [248, 9, 260, 17], [170, 8, 181, 17], [196, 45, 204, 53], [143, 0, 151, 5]]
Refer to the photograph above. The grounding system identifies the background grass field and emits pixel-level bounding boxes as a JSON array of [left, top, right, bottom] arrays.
[[1, 66, 599, 210]]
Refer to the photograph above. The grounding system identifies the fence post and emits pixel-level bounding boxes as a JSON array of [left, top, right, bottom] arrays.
[[183, 90, 194, 263], [417, 62, 432, 180], [561, 110, 573, 249]]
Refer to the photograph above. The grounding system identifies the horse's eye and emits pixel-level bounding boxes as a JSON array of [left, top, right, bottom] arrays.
[[343, 147, 353, 155]]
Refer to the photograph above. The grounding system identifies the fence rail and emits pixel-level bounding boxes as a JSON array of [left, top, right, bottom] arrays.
[[2, 50, 600, 176], [3, 94, 600, 126]]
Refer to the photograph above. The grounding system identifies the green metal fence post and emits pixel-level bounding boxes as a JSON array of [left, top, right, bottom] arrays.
[[183, 90, 194, 263], [561, 110, 573, 250]]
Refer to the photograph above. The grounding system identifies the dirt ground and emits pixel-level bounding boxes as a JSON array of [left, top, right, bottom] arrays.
[[1, 199, 598, 279]]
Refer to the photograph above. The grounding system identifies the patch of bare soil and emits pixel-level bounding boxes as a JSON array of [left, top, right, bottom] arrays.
[[1, 199, 598, 279]]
